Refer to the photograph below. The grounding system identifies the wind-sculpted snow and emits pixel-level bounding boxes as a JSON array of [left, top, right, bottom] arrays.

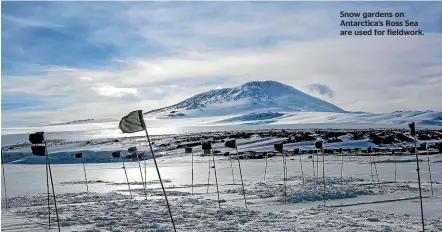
[[3, 146, 442, 231], [11, 192, 442, 231], [225, 176, 375, 203], [225, 176, 438, 204], [2, 192, 130, 208]]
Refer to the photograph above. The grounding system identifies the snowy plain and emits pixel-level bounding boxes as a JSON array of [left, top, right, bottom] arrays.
[[2, 113, 442, 232]]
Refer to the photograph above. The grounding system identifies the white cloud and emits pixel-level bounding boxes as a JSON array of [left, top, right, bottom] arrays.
[[2, 2, 442, 126], [79, 76, 93, 81], [90, 85, 139, 98]]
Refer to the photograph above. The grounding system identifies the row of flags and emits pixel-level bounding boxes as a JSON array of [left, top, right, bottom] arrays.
[[9, 115, 430, 232]]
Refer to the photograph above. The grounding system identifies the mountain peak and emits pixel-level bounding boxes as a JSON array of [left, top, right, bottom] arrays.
[[145, 80, 345, 117], [241, 80, 284, 86], [240, 80, 293, 90]]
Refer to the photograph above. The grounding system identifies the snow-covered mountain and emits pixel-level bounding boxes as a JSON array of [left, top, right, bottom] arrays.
[[144, 80, 346, 118], [18, 81, 441, 128], [31, 118, 116, 127]]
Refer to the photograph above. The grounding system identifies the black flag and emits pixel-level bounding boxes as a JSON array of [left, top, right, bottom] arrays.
[[293, 148, 300, 154], [75, 153, 83, 159], [128, 146, 137, 154], [202, 141, 212, 150], [315, 141, 323, 149], [367, 146, 372, 153], [409, 122, 416, 136], [29, 132, 45, 144], [185, 147, 193, 154], [112, 151, 121, 158], [119, 110, 146, 134], [224, 140, 236, 148], [31, 146, 46, 156], [420, 143, 427, 151], [29, 132, 46, 156], [274, 143, 283, 152]]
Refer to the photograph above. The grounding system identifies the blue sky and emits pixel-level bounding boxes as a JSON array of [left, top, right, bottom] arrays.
[[2, 1, 442, 127]]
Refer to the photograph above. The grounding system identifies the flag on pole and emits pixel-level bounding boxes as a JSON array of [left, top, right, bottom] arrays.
[[128, 146, 137, 154], [315, 141, 323, 150], [420, 142, 427, 151], [75, 153, 83, 159], [185, 147, 193, 154], [112, 151, 121, 158], [29, 132, 47, 156], [119, 110, 146, 133], [274, 143, 283, 152], [225, 140, 236, 148], [119, 110, 177, 231], [29, 132, 61, 231], [202, 141, 212, 154], [31, 146, 46, 156], [409, 122, 416, 136], [202, 141, 212, 150], [29, 132, 45, 144]]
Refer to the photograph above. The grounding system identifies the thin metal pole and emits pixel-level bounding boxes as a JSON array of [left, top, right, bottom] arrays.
[[286, 152, 288, 181], [393, 150, 397, 183], [235, 147, 247, 209], [299, 153, 304, 185], [373, 154, 381, 189], [81, 156, 89, 193], [285, 152, 288, 200], [122, 161, 133, 200], [413, 137, 425, 232], [191, 150, 194, 195], [211, 150, 221, 210], [369, 153, 374, 181], [144, 129, 177, 232], [207, 153, 211, 194], [312, 152, 315, 178], [426, 150, 434, 197], [45, 152, 51, 228], [316, 151, 319, 182], [229, 152, 235, 185], [45, 143, 60, 232], [144, 152, 147, 197], [282, 151, 287, 204], [340, 152, 344, 187], [264, 153, 268, 181], [136, 153, 147, 200], [322, 148, 326, 206], [1, 152, 8, 210]]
